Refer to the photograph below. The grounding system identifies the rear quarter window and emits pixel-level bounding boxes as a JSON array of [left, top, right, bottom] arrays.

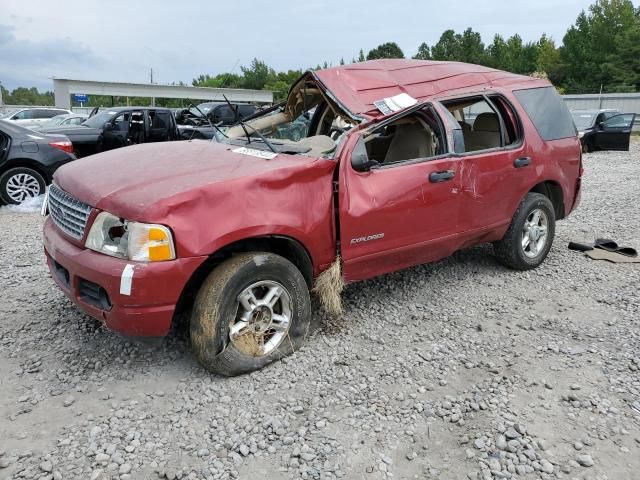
[[513, 87, 576, 141]]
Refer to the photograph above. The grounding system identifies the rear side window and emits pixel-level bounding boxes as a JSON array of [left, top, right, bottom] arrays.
[[442, 95, 521, 153], [513, 87, 576, 141], [152, 112, 171, 129]]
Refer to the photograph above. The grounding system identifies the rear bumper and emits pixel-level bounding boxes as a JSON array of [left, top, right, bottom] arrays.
[[43, 218, 206, 337]]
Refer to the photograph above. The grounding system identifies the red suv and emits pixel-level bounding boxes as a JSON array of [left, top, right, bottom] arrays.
[[42, 60, 582, 375]]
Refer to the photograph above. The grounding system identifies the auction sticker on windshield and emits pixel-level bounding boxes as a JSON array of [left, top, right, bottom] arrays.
[[232, 147, 278, 159]]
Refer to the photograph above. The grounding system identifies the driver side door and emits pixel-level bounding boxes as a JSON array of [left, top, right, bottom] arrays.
[[102, 111, 131, 151], [592, 114, 636, 151], [338, 103, 464, 282]]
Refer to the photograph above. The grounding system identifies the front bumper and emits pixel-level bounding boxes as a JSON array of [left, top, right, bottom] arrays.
[[43, 218, 206, 337]]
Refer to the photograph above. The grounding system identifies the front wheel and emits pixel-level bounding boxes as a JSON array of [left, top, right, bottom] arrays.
[[190, 252, 311, 376], [0, 167, 46, 205], [493, 192, 556, 270]]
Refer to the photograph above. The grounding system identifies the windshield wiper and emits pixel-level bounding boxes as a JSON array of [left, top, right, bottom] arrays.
[[223, 95, 277, 154]]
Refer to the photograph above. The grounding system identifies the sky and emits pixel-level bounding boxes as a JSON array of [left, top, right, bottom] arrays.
[[0, 0, 616, 91]]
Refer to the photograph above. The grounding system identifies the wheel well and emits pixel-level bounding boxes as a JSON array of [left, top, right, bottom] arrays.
[[0, 159, 51, 183], [530, 181, 565, 220], [174, 236, 314, 321]]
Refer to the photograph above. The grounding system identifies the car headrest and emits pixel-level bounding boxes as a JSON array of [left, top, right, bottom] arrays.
[[474, 112, 500, 132]]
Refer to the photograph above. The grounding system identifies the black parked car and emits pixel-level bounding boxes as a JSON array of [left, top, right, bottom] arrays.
[[40, 107, 179, 158], [571, 109, 637, 152], [175, 102, 257, 127], [0, 120, 76, 204]]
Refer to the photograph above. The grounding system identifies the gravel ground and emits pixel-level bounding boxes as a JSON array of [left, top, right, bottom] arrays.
[[1, 141, 639, 480]]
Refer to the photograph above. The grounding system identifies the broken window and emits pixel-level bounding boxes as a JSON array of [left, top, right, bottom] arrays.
[[363, 106, 447, 165], [223, 76, 357, 158], [442, 95, 521, 153]]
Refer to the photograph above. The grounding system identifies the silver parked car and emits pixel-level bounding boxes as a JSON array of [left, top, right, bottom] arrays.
[[0, 107, 73, 128], [32, 114, 88, 131]]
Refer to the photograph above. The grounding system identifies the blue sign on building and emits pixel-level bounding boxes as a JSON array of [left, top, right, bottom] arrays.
[[73, 94, 89, 103]]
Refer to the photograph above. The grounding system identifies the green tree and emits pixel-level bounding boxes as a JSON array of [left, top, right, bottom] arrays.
[[459, 28, 486, 64], [240, 58, 276, 90], [357, 49, 366, 62], [534, 34, 563, 84], [606, 20, 640, 91], [431, 30, 463, 61], [486, 34, 508, 69], [192, 73, 243, 88], [366, 42, 405, 60], [413, 42, 432, 60], [560, 0, 638, 92]]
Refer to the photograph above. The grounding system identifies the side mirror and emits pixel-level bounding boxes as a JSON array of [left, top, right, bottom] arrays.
[[597, 122, 604, 130], [351, 139, 379, 172], [103, 122, 114, 131]]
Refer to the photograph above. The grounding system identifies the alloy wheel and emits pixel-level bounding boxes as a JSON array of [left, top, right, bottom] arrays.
[[521, 208, 549, 258], [5, 173, 42, 203], [229, 280, 292, 356]]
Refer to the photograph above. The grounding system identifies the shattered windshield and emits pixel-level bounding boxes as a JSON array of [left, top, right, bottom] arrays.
[[571, 112, 596, 130], [223, 77, 356, 158]]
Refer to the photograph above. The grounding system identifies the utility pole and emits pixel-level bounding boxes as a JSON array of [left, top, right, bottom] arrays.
[[598, 84, 603, 109], [150, 68, 155, 106]]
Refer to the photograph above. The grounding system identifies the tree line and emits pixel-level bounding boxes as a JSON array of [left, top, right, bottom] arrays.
[[192, 0, 639, 97], [2, 0, 638, 106]]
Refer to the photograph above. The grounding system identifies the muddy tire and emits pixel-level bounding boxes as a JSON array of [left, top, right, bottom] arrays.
[[190, 252, 311, 376], [493, 192, 556, 270]]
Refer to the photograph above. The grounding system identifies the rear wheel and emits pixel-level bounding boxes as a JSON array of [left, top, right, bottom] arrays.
[[190, 252, 311, 376], [0, 167, 46, 205], [494, 193, 556, 270]]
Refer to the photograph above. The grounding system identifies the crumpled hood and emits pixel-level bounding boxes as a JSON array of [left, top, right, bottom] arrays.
[[54, 140, 321, 221]]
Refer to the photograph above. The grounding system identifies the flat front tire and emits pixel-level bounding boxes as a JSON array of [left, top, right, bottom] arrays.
[[494, 192, 556, 270], [190, 252, 311, 376]]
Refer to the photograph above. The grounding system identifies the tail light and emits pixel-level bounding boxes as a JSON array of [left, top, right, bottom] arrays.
[[49, 140, 74, 154]]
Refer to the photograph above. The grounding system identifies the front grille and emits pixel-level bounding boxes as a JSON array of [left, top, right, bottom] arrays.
[[78, 278, 112, 310], [48, 184, 92, 240]]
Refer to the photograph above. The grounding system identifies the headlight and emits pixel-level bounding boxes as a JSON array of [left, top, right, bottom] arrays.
[[578, 131, 585, 138], [85, 212, 176, 262]]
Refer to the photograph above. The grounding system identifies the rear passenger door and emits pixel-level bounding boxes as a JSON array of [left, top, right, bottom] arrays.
[[148, 111, 173, 142], [440, 94, 530, 239], [592, 114, 636, 151]]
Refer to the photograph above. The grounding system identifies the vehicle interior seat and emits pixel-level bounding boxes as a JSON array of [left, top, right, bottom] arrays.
[[467, 113, 501, 151], [384, 121, 434, 163], [128, 112, 145, 144]]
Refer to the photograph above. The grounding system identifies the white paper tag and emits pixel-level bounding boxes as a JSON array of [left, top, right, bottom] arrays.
[[119, 264, 134, 296], [232, 147, 278, 159], [40, 187, 49, 217], [374, 93, 418, 115]]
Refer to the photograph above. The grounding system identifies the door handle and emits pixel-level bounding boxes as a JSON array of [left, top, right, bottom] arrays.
[[514, 157, 531, 168], [429, 170, 455, 183]]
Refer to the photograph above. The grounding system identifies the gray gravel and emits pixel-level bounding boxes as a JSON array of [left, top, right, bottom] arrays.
[[1, 140, 639, 480]]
